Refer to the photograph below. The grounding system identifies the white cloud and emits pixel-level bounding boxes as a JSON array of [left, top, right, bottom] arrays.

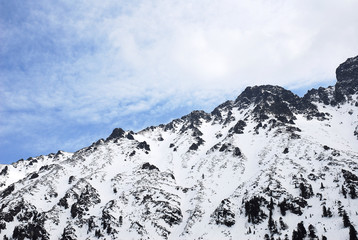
[[3, 1, 358, 109], [95, 0, 358, 90]]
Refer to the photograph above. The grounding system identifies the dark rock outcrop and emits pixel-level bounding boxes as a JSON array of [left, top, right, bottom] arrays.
[[141, 163, 159, 171], [335, 55, 358, 103], [106, 128, 125, 141], [235, 85, 322, 121], [211, 199, 235, 227], [137, 141, 150, 151]]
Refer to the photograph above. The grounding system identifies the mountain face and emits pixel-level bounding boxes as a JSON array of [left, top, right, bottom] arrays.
[[1, 56, 358, 240]]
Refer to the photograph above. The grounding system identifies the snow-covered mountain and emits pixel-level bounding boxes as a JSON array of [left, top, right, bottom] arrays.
[[1, 56, 358, 240]]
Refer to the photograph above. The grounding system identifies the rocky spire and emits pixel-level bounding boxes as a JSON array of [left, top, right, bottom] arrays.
[[335, 55, 358, 103]]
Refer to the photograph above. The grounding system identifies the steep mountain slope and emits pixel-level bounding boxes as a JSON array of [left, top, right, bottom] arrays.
[[0, 56, 357, 240]]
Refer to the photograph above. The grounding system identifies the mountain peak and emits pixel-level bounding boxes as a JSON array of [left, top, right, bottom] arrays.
[[336, 55, 358, 83], [233, 85, 324, 123], [335, 55, 358, 103], [234, 85, 298, 105]]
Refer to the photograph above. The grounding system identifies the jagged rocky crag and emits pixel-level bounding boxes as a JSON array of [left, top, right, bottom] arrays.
[[0, 56, 358, 240]]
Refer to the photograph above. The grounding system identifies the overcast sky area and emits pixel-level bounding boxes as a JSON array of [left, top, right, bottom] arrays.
[[1, 0, 358, 164]]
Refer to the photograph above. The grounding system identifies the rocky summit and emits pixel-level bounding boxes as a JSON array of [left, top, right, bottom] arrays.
[[0, 56, 358, 240]]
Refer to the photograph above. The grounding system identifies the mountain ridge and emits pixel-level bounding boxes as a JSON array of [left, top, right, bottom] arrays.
[[0, 55, 357, 240]]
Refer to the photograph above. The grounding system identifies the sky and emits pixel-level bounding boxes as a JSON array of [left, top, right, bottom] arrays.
[[1, 0, 358, 164]]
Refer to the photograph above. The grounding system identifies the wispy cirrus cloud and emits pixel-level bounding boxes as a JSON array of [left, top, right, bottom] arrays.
[[1, 0, 358, 163]]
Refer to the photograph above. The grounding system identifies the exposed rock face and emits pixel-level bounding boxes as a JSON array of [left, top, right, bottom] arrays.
[[106, 128, 125, 141], [235, 85, 324, 123], [0, 55, 357, 240], [336, 56, 358, 85], [335, 55, 358, 102], [211, 199, 235, 227]]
